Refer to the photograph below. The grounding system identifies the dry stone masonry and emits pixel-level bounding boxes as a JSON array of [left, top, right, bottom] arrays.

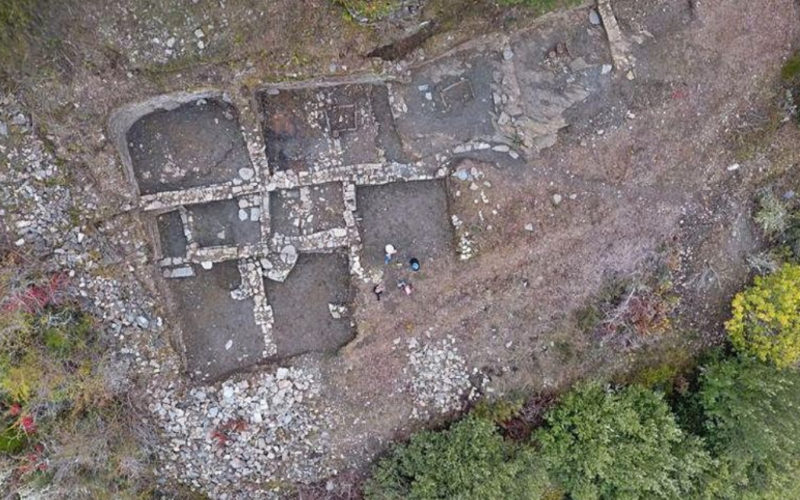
[[109, 5, 625, 381], [96, 2, 648, 495]]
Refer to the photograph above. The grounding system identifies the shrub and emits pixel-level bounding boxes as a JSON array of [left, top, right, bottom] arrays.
[[697, 356, 800, 498], [754, 191, 789, 236], [0, 272, 155, 496], [751, 191, 800, 262], [535, 383, 713, 499], [471, 397, 524, 424], [725, 263, 800, 367], [364, 415, 552, 499]]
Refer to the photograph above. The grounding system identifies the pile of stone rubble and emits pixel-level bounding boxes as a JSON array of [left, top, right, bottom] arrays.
[[149, 366, 333, 498], [404, 335, 482, 419]]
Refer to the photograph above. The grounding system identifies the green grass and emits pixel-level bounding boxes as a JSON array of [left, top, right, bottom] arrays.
[[333, 0, 402, 22], [781, 51, 800, 82], [0, 0, 39, 77]]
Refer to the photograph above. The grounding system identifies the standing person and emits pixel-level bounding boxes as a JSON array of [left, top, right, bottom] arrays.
[[384, 244, 397, 264], [409, 257, 420, 271]]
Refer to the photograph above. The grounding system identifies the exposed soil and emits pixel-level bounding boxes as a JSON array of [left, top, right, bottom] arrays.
[[127, 98, 250, 194], [166, 260, 265, 382], [265, 251, 355, 357], [356, 179, 453, 270]]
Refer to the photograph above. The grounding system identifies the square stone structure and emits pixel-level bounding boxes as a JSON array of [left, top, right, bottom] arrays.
[[269, 182, 346, 237], [264, 252, 354, 358], [258, 83, 405, 173], [166, 261, 267, 382], [126, 98, 253, 195], [113, 74, 474, 383]]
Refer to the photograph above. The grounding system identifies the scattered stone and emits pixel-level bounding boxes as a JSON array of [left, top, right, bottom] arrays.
[[552, 193, 563, 205], [601, 64, 613, 74], [524, 223, 534, 232], [238, 167, 255, 181], [0, 121, 7, 137], [503, 47, 514, 60], [405, 336, 483, 417], [279, 245, 297, 264], [170, 266, 195, 278], [328, 303, 347, 319], [589, 9, 601, 25], [201, 261, 213, 270], [727, 163, 740, 171]]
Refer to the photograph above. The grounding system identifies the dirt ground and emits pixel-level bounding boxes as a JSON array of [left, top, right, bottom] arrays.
[[3, 0, 800, 495], [265, 251, 355, 357], [322, 0, 800, 480]]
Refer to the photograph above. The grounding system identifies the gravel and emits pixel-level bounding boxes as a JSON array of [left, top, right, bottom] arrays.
[[404, 336, 483, 419], [1, 93, 336, 497], [149, 366, 332, 498]]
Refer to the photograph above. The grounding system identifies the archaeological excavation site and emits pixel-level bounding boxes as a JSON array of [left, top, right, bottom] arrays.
[[1, 0, 800, 497]]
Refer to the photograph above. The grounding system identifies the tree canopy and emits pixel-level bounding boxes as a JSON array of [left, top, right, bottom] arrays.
[[535, 383, 713, 500]]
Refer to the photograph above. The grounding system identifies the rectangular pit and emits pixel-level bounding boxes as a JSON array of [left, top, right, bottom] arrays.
[[188, 198, 262, 248], [156, 210, 188, 259], [356, 179, 454, 271], [166, 261, 265, 382], [126, 98, 254, 195], [259, 83, 398, 173], [264, 252, 354, 358], [269, 182, 345, 237], [392, 54, 498, 156]]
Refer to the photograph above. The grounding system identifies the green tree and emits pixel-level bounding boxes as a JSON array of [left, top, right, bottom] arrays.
[[725, 263, 800, 367], [364, 415, 552, 499], [535, 383, 713, 500], [697, 356, 800, 499]]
